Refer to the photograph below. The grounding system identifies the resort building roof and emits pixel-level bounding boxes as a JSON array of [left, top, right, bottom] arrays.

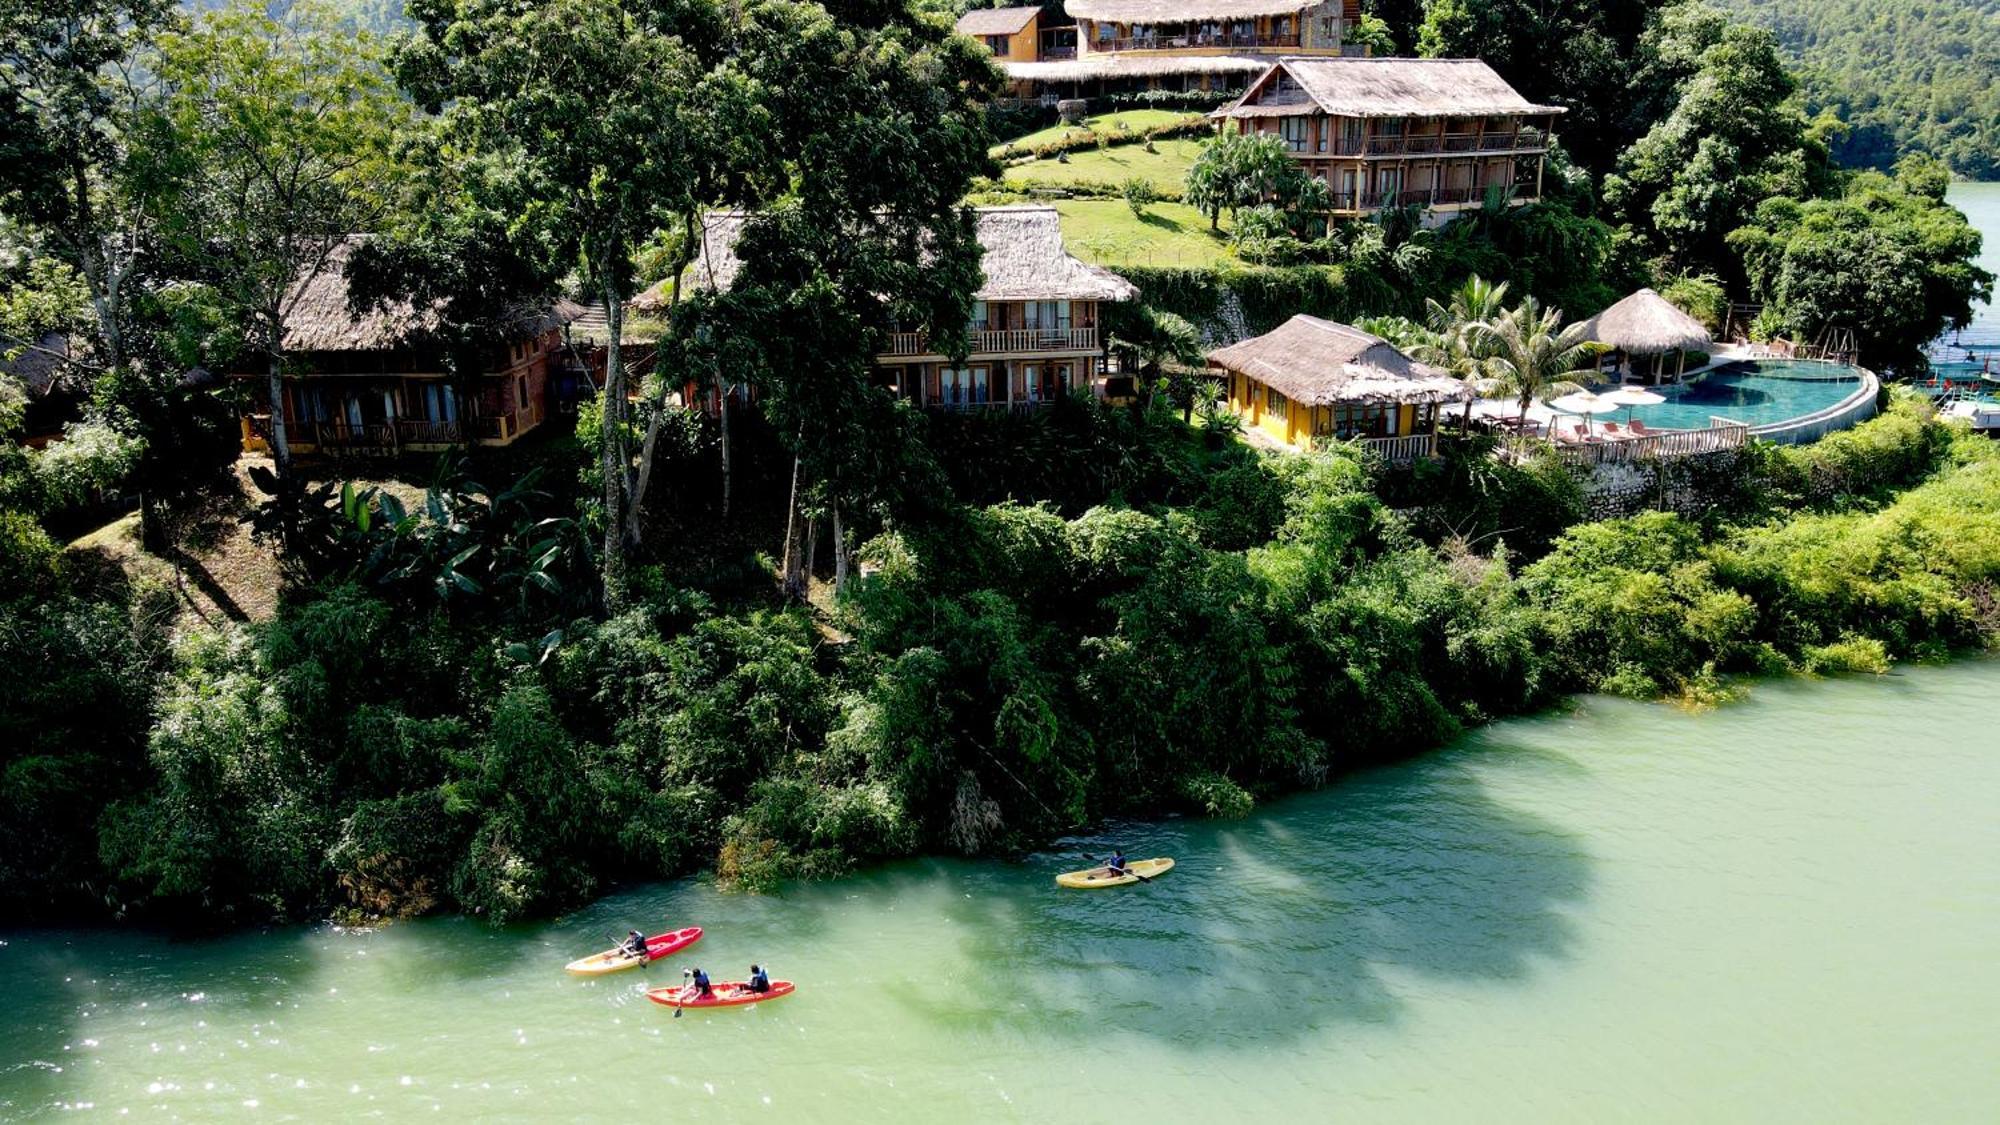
[[954, 5, 1042, 36], [1580, 288, 1714, 356], [691, 206, 1138, 303], [1213, 56, 1566, 120], [1206, 315, 1471, 406], [1002, 53, 1272, 81], [1, 331, 78, 399], [1065, 0, 1322, 19], [281, 237, 580, 354]]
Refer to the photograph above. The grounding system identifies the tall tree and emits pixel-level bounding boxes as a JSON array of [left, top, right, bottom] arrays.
[[1603, 5, 1835, 280], [1728, 156, 1992, 374], [0, 0, 176, 392], [1415, 0, 1666, 169], [131, 0, 410, 542], [706, 0, 999, 598], [395, 0, 759, 609]]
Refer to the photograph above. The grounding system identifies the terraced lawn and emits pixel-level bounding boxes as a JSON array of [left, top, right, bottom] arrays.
[[1051, 200, 1237, 269], [1001, 136, 1211, 194]]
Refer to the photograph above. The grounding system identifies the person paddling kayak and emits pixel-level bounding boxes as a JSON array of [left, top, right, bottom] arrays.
[[1105, 849, 1127, 876], [741, 964, 771, 994], [681, 966, 714, 1001], [620, 930, 649, 961]]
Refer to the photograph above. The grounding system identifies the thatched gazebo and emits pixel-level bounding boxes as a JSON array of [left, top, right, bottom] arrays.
[[1580, 288, 1714, 384], [1208, 315, 1471, 457]]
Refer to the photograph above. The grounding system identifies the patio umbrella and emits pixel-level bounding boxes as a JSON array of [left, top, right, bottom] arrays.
[[1548, 390, 1621, 438], [1599, 384, 1666, 426]]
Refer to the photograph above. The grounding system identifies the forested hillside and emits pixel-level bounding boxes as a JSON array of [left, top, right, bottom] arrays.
[[1717, 0, 2000, 177]]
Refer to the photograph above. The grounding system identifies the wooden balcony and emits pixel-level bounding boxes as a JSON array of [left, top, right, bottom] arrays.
[[1094, 32, 1301, 53], [1357, 432, 1438, 463], [1329, 184, 1539, 213], [879, 326, 1099, 358], [246, 411, 542, 455], [1336, 129, 1549, 158]]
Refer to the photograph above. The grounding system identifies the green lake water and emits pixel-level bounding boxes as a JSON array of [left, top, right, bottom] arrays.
[[4, 661, 1998, 1121]]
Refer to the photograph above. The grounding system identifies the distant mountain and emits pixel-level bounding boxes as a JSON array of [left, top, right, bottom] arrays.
[[1719, 0, 2000, 179]]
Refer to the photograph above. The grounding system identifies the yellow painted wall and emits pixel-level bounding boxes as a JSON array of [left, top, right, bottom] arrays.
[[1005, 14, 1039, 61]]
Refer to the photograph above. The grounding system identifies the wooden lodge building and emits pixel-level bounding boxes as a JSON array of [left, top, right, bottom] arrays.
[[694, 205, 1139, 411], [1208, 314, 1470, 460], [237, 239, 580, 457], [962, 0, 1367, 100], [1210, 56, 1563, 219]]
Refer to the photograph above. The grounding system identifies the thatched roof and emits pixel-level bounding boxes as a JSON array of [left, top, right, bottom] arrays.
[[1004, 53, 1269, 81], [1581, 288, 1713, 355], [955, 6, 1040, 36], [1206, 315, 1471, 406], [281, 237, 580, 354], [1, 332, 79, 398], [1214, 57, 1566, 119], [565, 302, 661, 349], [690, 206, 1138, 303], [1067, 0, 1315, 19]]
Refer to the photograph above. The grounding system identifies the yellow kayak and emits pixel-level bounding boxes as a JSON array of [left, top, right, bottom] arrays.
[[1055, 858, 1174, 888]]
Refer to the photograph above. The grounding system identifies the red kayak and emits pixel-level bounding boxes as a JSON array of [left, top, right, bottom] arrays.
[[564, 926, 703, 975], [645, 980, 796, 1008]]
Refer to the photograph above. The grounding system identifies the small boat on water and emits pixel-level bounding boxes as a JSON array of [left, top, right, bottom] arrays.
[[645, 981, 796, 1009], [1055, 858, 1174, 888], [563, 926, 703, 975]]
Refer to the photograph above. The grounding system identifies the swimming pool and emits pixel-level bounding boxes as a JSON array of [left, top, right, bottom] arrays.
[[1559, 360, 1869, 431]]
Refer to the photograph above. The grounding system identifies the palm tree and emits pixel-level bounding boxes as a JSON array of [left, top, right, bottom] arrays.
[[1412, 275, 1509, 378], [1110, 307, 1204, 420], [1469, 297, 1600, 447]]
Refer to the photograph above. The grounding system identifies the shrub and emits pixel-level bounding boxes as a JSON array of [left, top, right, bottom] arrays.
[[1122, 175, 1158, 218]]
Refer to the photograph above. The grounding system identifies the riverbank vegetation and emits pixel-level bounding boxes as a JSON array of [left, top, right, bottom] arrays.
[[7, 394, 1997, 923], [2, 0, 1997, 929]]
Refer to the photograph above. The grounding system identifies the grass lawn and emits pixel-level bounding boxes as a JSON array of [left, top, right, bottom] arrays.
[[1051, 200, 1237, 269], [995, 109, 1195, 152], [1002, 136, 1210, 194]]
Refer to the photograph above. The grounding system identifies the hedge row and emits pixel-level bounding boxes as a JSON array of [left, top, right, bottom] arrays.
[[994, 115, 1212, 163]]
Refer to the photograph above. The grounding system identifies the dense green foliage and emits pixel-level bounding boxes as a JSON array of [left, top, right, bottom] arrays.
[[1716, 0, 2000, 178], [3, 0, 1999, 930], [1730, 157, 1994, 373], [7, 391, 1999, 923]]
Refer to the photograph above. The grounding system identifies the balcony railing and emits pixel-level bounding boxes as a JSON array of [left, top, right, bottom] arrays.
[[1093, 32, 1300, 53], [1357, 432, 1437, 463], [929, 400, 1059, 414], [1329, 185, 1538, 212], [879, 327, 1099, 357], [1331, 130, 1548, 158]]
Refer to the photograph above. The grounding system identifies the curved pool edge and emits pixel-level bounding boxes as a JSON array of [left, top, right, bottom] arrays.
[[1743, 365, 1880, 445]]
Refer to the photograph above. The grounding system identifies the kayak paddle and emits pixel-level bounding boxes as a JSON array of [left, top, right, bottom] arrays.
[[1084, 854, 1150, 883]]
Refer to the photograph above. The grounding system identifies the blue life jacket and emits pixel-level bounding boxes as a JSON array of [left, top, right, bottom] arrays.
[[692, 969, 711, 992], [1109, 854, 1126, 871], [748, 969, 770, 991]]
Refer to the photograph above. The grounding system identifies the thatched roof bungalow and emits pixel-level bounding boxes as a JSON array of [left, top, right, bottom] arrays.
[[1208, 314, 1469, 456], [1580, 288, 1714, 383], [1210, 57, 1563, 218], [686, 205, 1137, 411], [235, 238, 583, 457]]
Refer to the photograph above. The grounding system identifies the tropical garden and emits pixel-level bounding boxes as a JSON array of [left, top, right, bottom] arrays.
[[0, 0, 1997, 928]]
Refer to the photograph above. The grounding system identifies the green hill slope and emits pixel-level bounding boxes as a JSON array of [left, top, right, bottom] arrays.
[[1719, 0, 2000, 178]]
